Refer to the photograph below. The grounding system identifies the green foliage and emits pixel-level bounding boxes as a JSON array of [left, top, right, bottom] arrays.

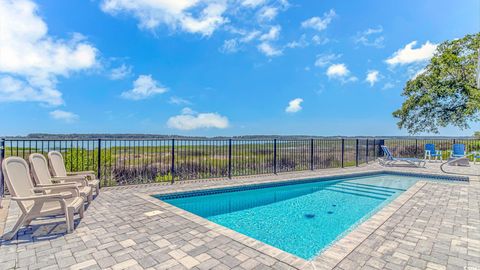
[[393, 33, 480, 134], [63, 148, 112, 173]]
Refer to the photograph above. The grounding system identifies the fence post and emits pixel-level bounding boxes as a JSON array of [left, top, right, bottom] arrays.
[[355, 139, 359, 167], [0, 138, 5, 208], [378, 139, 385, 157], [366, 139, 369, 163], [273, 139, 277, 174], [310, 139, 314, 170], [97, 139, 101, 180], [415, 139, 418, 158], [341, 138, 345, 168], [373, 139, 376, 159], [228, 139, 232, 179], [171, 139, 175, 184]]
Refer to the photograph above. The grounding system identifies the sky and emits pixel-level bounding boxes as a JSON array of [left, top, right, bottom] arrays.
[[0, 0, 479, 137]]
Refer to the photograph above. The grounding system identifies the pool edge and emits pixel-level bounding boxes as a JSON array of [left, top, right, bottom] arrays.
[[138, 170, 469, 270]]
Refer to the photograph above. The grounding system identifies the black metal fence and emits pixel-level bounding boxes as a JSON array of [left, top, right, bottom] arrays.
[[0, 137, 478, 195]]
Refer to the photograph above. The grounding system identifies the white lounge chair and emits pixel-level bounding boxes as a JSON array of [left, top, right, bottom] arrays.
[[29, 153, 93, 203], [380, 145, 426, 167], [2, 157, 84, 240], [48, 151, 100, 196]]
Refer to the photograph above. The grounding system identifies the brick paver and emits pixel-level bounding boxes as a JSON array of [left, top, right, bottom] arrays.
[[0, 162, 478, 269]]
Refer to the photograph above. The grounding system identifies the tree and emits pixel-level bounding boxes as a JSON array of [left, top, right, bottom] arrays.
[[393, 33, 480, 134]]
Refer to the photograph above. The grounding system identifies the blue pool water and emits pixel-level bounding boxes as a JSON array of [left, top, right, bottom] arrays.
[[156, 174, 441, 259]]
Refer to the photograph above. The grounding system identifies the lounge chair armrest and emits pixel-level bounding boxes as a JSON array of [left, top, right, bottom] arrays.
[[67, 171, 96, 178], [11, 193, 68, 201], [36, 183, 77, 188], [52, 176, 88, 187], [34, 185, 80, 197]]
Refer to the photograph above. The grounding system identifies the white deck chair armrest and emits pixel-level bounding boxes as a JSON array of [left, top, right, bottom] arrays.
[[68, 171, 96, 177], [53, 176, 88, 187], [34, 185, 80, 197], [36, 182, 78, 188], [11, 193, 68, 201]]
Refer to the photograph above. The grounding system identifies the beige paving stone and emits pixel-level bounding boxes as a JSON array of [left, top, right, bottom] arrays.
[[178, 255, 200, 268], [111, 259, 139, 270], [119, 239, 136, 248], [0, 162, 477, 270]]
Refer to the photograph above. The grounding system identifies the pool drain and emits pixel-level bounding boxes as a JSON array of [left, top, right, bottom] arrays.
[[304, 213, 315, 219]]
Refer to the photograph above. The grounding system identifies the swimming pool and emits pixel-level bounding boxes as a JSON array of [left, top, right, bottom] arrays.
[[155, 173, 459, 259]]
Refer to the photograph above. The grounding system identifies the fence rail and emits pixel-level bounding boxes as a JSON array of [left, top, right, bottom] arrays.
[[0, 137, 478, 195]]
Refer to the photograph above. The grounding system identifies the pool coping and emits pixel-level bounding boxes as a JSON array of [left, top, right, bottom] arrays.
[[135, 171, 469, 270]]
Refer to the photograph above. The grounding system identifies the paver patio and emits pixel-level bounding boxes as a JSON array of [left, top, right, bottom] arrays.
[[0, 162, 478, 270]]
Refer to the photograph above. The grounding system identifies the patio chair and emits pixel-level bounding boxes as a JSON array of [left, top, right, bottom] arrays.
[[424, 144, 443, 161], [450, 144, 466, 158], [48, 151, 100, 196], [2, 157, 84, 240], [380, 145, 426, 167], [29, 153, 93, 203], [473, 152, 480, 164]]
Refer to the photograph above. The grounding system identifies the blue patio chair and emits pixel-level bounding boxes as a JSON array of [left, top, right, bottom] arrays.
[[450, 144, 466, 158], [473, 152, 480, 164], [424, 144, 442, 161], [380, 145, 426, 167]]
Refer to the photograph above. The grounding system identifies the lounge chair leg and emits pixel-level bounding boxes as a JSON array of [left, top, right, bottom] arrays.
[[3, 213, 28, 240], [87, 190, 93, 203], [79, 204, 85, 219], [24, 218, 33, 227], [66, 207, 75, 233]]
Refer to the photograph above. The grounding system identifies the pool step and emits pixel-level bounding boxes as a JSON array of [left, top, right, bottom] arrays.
[[323, 186, 389, 200], [336, 183, 398, 195], [331, 184, 395, 197], [342, 182, 406, 192]]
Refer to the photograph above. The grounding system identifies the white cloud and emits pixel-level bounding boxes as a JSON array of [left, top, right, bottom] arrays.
[[365, 70, 379, 86], [326, 63, 357, 83], [169, 96, 191, 105], [327, 64, 349, 77], [121, 75, 167, 100], [109, 64, 132, 80], [314, 53, 341, 67], [386, 41, 438, 66], [242, 0, 267, 8], [312, 35, 329, 45], [260, 25, 281, 41], [382, 82, 395, 90], [301, 9, 336, 31], [0, 0, 98, 106], [354, 26, 384, 48], [240, 30, 261, 43], [258, 42, 283, 56], [167, 108, 229, 130], [285, 98, 303, 113], [49, 110, 79, 123], [258, 6, 278, 21], [100, 0, 227, 36], [220, 39, 239, 53], [285, 34, 308, 49], [256, 25, 283, 56]]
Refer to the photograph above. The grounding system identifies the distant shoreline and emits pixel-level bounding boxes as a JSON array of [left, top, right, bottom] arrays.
[[1, 133, 474, 140]]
